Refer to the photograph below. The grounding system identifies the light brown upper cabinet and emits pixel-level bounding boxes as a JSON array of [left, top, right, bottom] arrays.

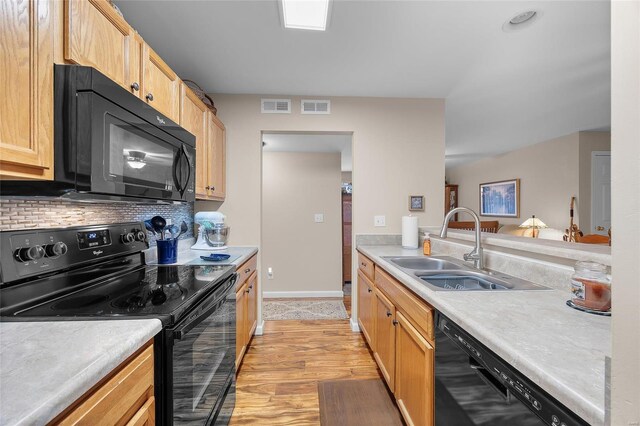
[[142, 43, 180, 123], [64, 0, 136, 92], [180, 84, 209, 197], [0, 0, 54, 180], [199, 112, 226, 201]]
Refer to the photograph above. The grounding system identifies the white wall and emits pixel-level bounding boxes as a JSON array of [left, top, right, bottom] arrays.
[[261, 152, 342, 296], [578, 132, 611, 233], [446, 131, 610, 232], [197, 95, 445, 329], [446, 132, 580, 230], [611, 1, 640, 424]]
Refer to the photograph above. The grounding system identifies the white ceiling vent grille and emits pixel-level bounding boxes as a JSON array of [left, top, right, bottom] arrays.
[[261, 98, 291, 114], [301, 100, 331, 114]]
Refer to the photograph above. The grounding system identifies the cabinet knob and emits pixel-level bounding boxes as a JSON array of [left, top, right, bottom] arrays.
[[392, 319, 398, 326], [386, 311, 392, 317], [367, 288, 372, 293], [211, 186, 215, 191], [245, 288, 250, 294], [244, 268, 251, 273], [596, 226, 605, 231], [146, 93, 154, 102], [205, 186, 210, 190], [131, 82, 140, 91]]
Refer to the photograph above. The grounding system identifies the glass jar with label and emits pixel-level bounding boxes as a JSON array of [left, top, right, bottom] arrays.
[[570, 261, 611, 312]]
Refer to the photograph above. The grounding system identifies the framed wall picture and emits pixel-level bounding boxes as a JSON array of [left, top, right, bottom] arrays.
[[479, 179, 520, 217], [409, 195, 424, 211]]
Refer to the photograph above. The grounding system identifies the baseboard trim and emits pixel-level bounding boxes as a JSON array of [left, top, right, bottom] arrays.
[[262, 291, 344, 299], [255, 320, 265, 336], [350, 317, 360, 332]]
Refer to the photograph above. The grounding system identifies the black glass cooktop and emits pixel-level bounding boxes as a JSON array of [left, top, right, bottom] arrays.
[[2, 257, 234, 326]]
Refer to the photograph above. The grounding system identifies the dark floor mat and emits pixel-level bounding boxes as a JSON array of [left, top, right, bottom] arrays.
[[318, 378, 404, 426]]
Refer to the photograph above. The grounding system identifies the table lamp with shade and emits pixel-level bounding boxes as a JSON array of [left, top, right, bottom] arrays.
[[520, 215, 548, 238]]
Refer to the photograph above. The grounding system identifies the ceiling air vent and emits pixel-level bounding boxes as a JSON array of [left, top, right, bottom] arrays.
[[301, 99, 331, 114], [261, 98, 291, 114]]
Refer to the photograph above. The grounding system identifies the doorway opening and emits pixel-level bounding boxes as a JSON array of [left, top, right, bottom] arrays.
[[260, 131, 353, 319]]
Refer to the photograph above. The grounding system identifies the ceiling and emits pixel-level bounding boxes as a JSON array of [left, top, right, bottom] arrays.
[[261, 133, 353, 171], [116, 0, 611, 168]]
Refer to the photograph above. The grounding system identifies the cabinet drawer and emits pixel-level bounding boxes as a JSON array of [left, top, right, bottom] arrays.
[[54, 342, 154, 425], [237, 254, 257, 290], [358, 252, 375, 281], [375, 266, 434, 342]]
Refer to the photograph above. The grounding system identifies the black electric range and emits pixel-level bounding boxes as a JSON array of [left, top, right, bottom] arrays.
[[0, 222, 237, 425]]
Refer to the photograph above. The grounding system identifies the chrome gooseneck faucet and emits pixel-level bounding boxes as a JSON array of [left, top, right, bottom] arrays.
[[440, 207, 484, 270]]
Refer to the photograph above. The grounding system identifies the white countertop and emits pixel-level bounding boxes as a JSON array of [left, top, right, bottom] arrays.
[[145, 244, 258, 268], [0, 319, 162, 426], [358, 245, 611, 426]]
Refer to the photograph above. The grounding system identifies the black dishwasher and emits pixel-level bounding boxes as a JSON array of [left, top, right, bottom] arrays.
[[435, 313, 589, 426]]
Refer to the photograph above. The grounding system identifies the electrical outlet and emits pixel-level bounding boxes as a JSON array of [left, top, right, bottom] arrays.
[[374, 215, 386, 227], [314, 213, 324, 223], [267, 267, 274, 279]]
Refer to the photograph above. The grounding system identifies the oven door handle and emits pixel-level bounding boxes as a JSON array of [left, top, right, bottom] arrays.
[[173, 274, 237, 340]]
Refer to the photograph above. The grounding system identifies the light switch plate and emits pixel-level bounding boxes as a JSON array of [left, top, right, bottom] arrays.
[[314, 214, 324, 223], [374, 215, 386, 227]]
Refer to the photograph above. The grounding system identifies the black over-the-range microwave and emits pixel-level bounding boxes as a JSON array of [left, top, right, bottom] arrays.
[[1, 65, 196, 203]]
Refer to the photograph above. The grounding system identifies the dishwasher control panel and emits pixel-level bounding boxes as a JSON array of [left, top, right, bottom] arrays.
[[437, 314, 590, 426]]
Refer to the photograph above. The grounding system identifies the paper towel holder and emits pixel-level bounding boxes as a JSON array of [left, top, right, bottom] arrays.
[[409, 195, 425, 211]]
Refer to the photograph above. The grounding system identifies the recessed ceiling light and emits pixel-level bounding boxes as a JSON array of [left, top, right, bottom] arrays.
[[502, 10, 540, 33], [509, 11, 537, 25], [281, 0, 330, 31]]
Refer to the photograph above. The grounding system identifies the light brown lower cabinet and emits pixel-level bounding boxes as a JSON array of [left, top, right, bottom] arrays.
[[51, 342, 155, 425], [395, 311, 435, 426], [235, 254, 258, 370], [373, 287, 396, 392], [236, 280, 248, 369], [357, 269, 375, 348], [356, 254, 436, 426]]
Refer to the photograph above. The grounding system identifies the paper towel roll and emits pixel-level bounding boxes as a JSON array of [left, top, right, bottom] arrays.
[[402, 216, 419, 249]]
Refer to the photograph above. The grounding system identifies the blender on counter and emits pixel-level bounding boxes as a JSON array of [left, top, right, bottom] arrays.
[[192, 211, 230, 250]]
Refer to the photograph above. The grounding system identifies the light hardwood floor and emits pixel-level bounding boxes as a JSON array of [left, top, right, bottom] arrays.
[[230, 318, 382, 425]]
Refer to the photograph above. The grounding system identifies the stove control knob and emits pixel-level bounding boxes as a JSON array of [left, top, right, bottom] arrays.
[[121, 232, 136, 244], [15, 245, 45, 262], [135, 230, 146, 242], [44, 242, 68, 257]]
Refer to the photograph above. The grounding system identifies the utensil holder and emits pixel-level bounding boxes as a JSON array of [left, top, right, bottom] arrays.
[[157, 239, 178, 264]]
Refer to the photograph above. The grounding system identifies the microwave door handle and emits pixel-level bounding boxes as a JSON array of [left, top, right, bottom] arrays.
[[180, 145, 191, 196], [173, 149, 183, 195]]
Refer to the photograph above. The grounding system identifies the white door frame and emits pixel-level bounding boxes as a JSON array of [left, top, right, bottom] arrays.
[[590, 151, 611, 235]]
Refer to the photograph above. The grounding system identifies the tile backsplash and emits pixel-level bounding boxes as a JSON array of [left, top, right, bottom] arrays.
[[0, 199, 193, 246]]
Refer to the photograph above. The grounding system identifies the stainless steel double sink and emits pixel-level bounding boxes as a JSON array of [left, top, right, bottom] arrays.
[[382, 256, 548, 291]]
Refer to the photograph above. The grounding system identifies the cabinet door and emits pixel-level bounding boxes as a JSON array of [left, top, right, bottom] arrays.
[[142, 43, 180, 123], [65, 0, 133, 90], [206, 113, 226, 200], [180, 83, 208, 198], [246, 271, 258, 340], [125, 396, 155, 426], [374, 288, 396, 392], [128, 32, 143, 98], [357, 270, 375, 349], [0, 0, 54, 179], [395, 311, 434, 426], [235, 283, 248, 370]]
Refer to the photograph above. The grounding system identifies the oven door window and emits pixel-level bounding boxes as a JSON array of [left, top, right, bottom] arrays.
[[172, 292, 235, 424], [105, 115, 179, 191]]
